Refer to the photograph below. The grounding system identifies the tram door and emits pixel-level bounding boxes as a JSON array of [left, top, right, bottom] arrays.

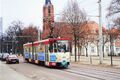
[[32, 46, 34, 60], [30, 47, 32, 59], [31, 42, 34, 60], [45, 45, 49, 62], [33, 46, 37, 60], [28, 47, 31, 59]]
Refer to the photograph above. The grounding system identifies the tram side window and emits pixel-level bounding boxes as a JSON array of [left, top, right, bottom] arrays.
[[39, 44, 45, 53], [28, 48, 30, 53], [28, 47, 31, 58], [30, 47, 32, 58], [45, 45, 48, 53], [24, 48, 27, 52], [34, 46, 37, 60], [54, 43, 57, 52], [49, 43, 53, 52]]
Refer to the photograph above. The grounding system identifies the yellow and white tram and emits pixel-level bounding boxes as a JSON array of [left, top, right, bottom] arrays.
[[23, 38, 70, 68]]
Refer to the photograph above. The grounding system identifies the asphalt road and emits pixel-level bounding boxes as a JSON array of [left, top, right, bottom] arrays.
[[0, 61, 32, 80], [2, 61, 120, 80]]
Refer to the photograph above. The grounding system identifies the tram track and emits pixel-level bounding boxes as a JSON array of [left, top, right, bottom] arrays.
[[71, 64, 120, 74], [62, 69, 105, 80], [59, 65, 120, 80]]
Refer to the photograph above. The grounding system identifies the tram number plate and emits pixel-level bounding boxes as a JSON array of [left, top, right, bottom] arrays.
[[52, 63, 56, 66]]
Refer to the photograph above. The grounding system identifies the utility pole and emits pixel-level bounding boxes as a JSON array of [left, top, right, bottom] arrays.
[[98, 0, 103, 64]]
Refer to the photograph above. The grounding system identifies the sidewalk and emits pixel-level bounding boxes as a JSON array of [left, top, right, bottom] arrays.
[[0, 61, 32, 80], [70, 56, 120, 68]]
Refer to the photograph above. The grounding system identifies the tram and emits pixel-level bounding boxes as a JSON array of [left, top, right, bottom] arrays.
[[23, 38, 70, 68]]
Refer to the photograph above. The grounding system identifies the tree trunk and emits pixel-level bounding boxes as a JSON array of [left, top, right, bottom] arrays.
[[110, 35, 113, 66], [85, 47, 88, 57], [102, 44, 105, 57], [97, 43, 99, 56], [78, 43, 80, 62], [74, 34, 77, 62]]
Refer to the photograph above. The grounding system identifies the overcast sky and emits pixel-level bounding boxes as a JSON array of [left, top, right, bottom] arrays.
[[0, 0, 111, 32]]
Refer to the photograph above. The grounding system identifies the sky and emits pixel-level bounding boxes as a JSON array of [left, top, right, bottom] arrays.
[[0, 0, 111, 33]]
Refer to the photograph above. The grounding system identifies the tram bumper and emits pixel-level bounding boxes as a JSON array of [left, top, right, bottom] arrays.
[[57, 60, 70, 68]]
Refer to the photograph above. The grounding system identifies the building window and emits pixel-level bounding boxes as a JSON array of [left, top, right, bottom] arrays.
[[91, 46, 95, 53], [116, 47, 120, 53], [106, 47, 109, 53]]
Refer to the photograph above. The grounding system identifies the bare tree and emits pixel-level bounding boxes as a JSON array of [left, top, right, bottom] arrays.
[[6, 22, 39, 55], [108, 0, 120, 16], [52, 22, 64, 38], [6, 21, 23, 39], [114, 18, 120, 30], [6, 21, 23, 54], [107, 0, 120, 65], [22, 25, 38, 42], [61, 0, 88, 62], [102, 30, 110, 57], [108, 0, 120, 30]]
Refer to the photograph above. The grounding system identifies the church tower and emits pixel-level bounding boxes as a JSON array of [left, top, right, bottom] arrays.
[[43, 0, 54, 31]]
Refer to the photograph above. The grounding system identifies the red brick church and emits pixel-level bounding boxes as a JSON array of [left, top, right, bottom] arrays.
[[41, 0, 73, 39], [42, 0, 54, 39]]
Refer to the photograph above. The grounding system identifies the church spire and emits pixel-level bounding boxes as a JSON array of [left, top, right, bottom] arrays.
[[45, 0, 51, 5]]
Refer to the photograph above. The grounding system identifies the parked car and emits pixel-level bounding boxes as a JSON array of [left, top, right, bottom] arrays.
[[1, 53, 9, 61], [6, 54, 19, 64]]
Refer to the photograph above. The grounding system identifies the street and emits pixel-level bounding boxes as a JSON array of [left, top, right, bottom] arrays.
[[1, 60, 120, 80]]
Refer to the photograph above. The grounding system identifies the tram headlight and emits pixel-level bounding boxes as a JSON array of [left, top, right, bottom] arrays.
[[57, 57, 61, 61]]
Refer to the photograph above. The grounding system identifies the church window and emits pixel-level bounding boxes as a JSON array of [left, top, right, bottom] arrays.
[[48, 6, 51, 16]]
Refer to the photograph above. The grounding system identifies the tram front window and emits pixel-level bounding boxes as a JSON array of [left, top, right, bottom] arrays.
[[57, 40, 69, 53], [49, 40, 69, 53]]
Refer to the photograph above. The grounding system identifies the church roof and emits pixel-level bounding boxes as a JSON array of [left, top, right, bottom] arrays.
[[45, 0, 51, 5]]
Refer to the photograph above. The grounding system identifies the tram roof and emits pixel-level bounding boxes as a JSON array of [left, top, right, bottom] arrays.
[[23, 38, 69, 47], [23, 42, 32, 47]]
